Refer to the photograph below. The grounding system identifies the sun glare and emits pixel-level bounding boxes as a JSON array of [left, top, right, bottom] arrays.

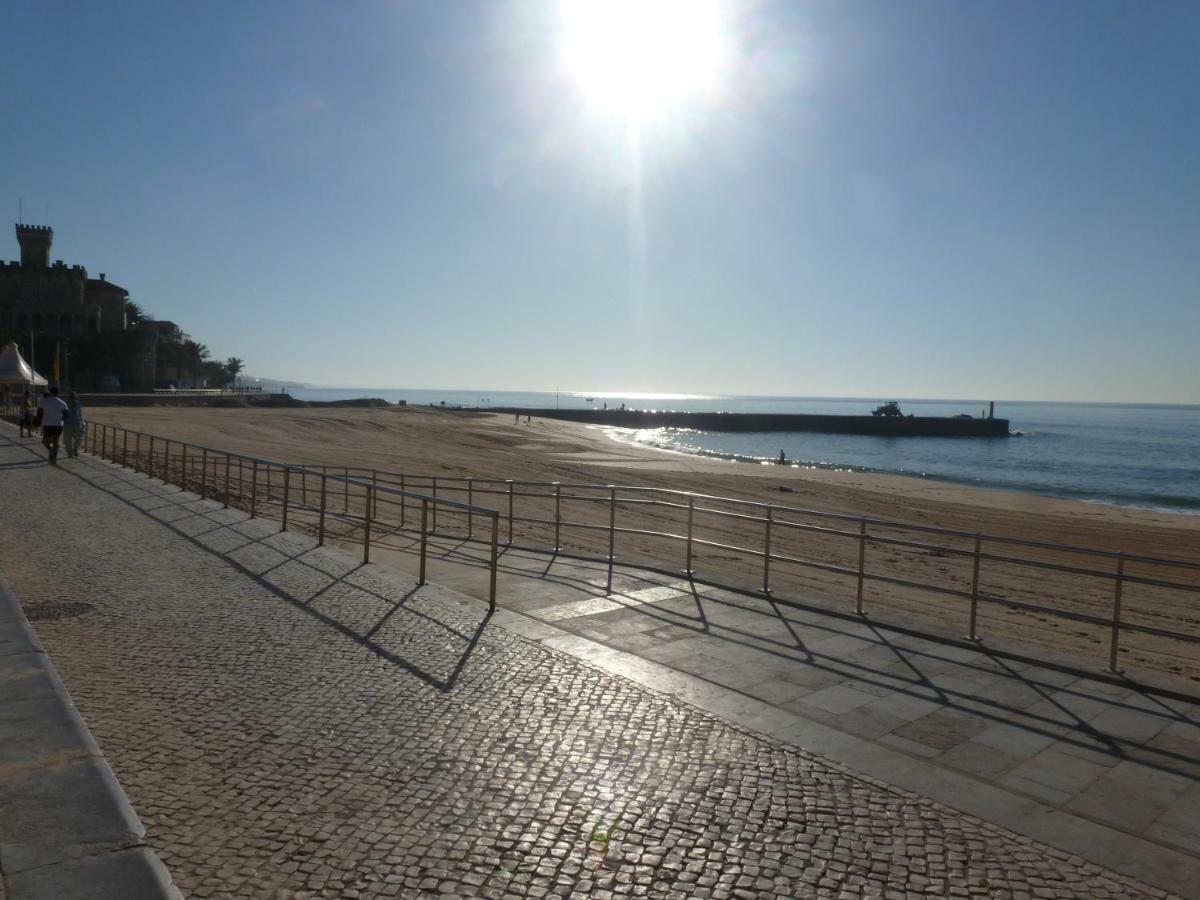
[[560, 0, 731, 121]]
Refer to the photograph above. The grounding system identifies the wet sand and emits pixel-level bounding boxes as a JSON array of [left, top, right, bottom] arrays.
[[86, 405, 1200, 682]]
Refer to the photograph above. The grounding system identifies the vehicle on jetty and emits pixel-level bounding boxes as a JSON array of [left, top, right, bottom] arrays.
[[871, 401, 904, 417]]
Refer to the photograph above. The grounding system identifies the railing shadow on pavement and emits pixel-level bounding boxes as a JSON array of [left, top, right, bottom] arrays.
[[0, 459, 50, 470], [0, 429, 490, 692], [369, 519, 1200, 784]]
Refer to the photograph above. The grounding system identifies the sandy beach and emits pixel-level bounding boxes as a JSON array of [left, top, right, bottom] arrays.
[[85, 404, 1200, 682]]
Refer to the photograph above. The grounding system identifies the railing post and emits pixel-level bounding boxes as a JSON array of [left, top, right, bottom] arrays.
[[250, 459, 258, 518], [684, 495, 695, 576], [855, 518, 868, 615], [966, 534, 983, 641], [181, 444, 188, 492], [506, 480, 514, 547], [371, 470, 378, 519], [553, 482, 562, 552], [122, 429, 128, 467], [200, 448, 208, 500], [135, 432, 142, 472], [606, 486, 616, 593], [467, 479, 474, 539], [302, 465, 308, 507], [762, 508, 773, 595], [223, 454, 231, 508], [281, 467, 290, 532], [399, 474, 406, 528], [164, 440, 170, 483], [432, 477, 439, 533], [419, 499, 429, 586], [318, 471, 327, 545], [489, 512, 499, 611], [362, 486, 373, 564], [148, 436, 155, 480], [1108, 553, 1125, 673], [343, 467, 349, 514]]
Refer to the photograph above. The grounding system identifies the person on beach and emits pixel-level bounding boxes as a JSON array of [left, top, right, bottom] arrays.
[[37, 386, 69, 465], [18, 390, 33, 437], [63, 391, 85, 458], [779, 449, 786, 466]]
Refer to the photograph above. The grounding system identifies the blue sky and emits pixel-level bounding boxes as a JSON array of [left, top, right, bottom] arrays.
[[2, 1, 1197, 402]]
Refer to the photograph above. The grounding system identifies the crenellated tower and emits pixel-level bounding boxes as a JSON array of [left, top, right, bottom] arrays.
[[15, 224, 52, 267]]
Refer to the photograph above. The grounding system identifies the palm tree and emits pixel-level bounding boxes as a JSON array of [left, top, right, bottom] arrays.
[[182, 340, 209, 387], [124, 301, 147, 327], [225, 357, 245, 389]]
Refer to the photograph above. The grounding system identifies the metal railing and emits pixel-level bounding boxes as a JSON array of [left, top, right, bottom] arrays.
[[82, 423, 501, 610], [312, 469, 1200, 676], [47, 420, 1200, 675]]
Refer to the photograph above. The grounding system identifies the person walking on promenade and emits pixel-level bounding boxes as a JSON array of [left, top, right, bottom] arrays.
[[63, 391, 85, 458], [18, 390, 33, 437], [37, 386, 69, 465]]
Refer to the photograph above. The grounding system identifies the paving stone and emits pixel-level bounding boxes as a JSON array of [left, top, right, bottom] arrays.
[[937, 741, 1026, 780], [824, 707, 907, 740], [793, 684, 879, 715], [1067, 762, 1198, 834], [891, 709, 987, 752], [1004, 748, 1110, 796]]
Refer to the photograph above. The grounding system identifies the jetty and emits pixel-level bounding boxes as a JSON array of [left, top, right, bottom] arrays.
[[496, 408, 1011, 437]]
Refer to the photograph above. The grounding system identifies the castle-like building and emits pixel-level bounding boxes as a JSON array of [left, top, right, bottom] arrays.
[[0, 223, 130, 337], [0, 223, 164, 390]]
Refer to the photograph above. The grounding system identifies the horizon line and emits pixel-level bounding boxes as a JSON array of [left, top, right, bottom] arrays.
[[246, 380, 1200, 409]]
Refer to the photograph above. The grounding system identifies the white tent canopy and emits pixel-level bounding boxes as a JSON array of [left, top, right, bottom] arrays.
[[0, 342, 49, 386]]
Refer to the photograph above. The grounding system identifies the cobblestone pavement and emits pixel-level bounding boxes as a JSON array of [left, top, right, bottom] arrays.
[[0, 432, 1177, 898], [388, 540, 1200, 866]]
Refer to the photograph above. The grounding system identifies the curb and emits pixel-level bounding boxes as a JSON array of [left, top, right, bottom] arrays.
[[0, 574, 181, 899]]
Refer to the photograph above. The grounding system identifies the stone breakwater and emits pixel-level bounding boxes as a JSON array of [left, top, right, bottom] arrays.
[[498, 408, 1011, 437]]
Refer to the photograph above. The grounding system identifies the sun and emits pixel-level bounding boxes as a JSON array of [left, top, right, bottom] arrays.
[[560, 0, 731, 122]]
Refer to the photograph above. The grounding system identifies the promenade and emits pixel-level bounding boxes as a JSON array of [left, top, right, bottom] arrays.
[[0, 425, 1195, 898]]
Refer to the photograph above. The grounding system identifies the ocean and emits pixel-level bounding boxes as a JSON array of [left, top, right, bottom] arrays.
[[287, 388, 1200, 515]]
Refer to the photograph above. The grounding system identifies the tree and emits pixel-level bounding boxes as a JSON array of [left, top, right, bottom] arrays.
[[182, 340, 209, 386], [200, 359, 232, 389], [225, 356, 245, 388], [125, 301, 147, 327]]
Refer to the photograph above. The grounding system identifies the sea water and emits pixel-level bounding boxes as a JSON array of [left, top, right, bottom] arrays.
[[288, 388, 1200, 515]]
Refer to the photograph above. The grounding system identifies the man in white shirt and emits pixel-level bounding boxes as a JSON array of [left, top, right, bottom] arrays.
[[37, 386, 69, 465]]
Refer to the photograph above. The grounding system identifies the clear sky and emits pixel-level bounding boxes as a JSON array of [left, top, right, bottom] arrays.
[[2, 1, 1197, 402]]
